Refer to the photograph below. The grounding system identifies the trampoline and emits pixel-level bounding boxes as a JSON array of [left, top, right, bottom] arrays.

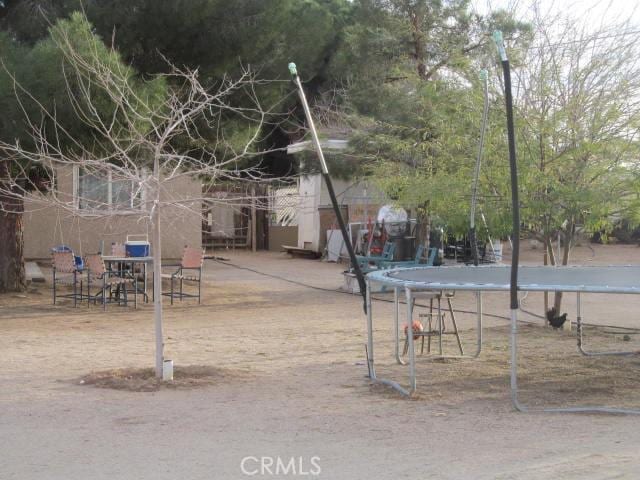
[[365, 264, 640, 414], [291, 35, 640, 414]]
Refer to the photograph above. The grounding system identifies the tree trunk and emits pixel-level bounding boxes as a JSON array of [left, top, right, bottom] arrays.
[[415, 206, 430, 248], [552, 221, 575, 331], [408, 7, 428, 80], [0, 160, 26, 293]]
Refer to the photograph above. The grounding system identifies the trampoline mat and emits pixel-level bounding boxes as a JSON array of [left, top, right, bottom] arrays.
[[368, 265, 640, 293]]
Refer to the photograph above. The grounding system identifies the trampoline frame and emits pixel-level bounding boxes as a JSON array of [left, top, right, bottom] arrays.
[[366, 265, 640, 414]]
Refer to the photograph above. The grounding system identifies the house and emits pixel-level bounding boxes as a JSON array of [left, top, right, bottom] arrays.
[[201, 175, 384, 256], [296, 174, 383, 255], [282, 138, 386, 255], [23, 165, 202, 260], [202, 183, 296, 252]]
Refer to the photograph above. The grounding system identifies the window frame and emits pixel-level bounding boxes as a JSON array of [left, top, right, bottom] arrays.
[[73, 166, 143, 214]]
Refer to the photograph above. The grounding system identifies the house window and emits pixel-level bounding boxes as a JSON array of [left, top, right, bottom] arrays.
[[74, 167, 141, 211]]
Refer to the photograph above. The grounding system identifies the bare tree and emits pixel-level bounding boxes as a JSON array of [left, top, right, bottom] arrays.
[[0, 13, 285, 377]]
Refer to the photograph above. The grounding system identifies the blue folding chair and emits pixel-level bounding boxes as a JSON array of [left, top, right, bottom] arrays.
[[380, 246, 437, 270], [355, 241, 396, 273]]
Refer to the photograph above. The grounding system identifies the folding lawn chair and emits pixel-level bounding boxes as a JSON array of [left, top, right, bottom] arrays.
[[159, 246, 205, 305], [52, 251, 82, 307], [84, 254, 136, 310]]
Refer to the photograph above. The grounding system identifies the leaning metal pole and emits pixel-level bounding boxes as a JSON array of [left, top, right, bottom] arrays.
[[288, 62, 368, 313], [470, 69, 489, 266]]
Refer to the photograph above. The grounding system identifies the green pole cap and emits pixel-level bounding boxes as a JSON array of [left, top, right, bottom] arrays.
[[288, 62, 298, 76], [493, 30, 507, 61]]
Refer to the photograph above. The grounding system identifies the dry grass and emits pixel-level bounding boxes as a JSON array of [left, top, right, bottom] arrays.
[[371, 323, 640, 409], [78, 365, 251, 392]]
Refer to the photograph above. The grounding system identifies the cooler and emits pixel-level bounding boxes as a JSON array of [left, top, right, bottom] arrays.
[[125, 235, 150, 257]]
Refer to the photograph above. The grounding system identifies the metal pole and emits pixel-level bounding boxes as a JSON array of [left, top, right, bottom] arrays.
[[494, 31, 520, 312], [288, 62, 368, 312], [394, 287, 402, 364], [510, 308, 526, 411], [251, 184, 257, 253], [152, 155, 164, 378], [476, 291, 483, 357], [577, 290, 639, 356], [470, 70, 489, 266], [495, 31, 524, 411], [438, 294, 443, 356], [366, 281, 374, 378], [405, 287, 416, 393]]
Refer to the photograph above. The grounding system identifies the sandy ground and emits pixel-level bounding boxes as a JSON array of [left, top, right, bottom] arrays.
[[2, 243, 640, 479]]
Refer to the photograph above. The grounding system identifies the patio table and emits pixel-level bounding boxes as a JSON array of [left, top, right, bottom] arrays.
[[102, 256, 154, 302]]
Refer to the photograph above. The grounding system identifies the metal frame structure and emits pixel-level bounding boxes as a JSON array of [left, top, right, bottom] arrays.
[[103, 256, 153, 303], [399, 290, 464, 359], [84, 254, 136, 310], [393, 289, 480, 366], [366, 264, 640, 414]]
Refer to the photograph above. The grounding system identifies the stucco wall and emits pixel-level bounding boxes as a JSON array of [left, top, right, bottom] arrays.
[[23, 166, 202, 259]]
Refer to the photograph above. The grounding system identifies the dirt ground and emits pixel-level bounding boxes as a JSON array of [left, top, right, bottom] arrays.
[[2, 243, 640, 479]]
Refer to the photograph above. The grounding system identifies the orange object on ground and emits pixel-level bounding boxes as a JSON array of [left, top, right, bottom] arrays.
[[403, 320, 424, 340]]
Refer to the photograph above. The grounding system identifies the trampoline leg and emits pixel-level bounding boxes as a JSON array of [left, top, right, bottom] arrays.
[[474, 291, 483, 358], [394, 288, 405, 365], [366, 282, 375, 379], [405, 287, 416, 394], [366, 281, 410, 396], [576, 291, 640, 356], [428, 298, 433, 353], [438, 295, 443, 356]]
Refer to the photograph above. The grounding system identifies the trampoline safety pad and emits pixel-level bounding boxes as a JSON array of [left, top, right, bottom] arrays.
[[367, 265, 640, 294]]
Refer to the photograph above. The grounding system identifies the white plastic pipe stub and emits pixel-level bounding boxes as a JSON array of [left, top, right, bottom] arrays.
[[162, 359, 174, 381]]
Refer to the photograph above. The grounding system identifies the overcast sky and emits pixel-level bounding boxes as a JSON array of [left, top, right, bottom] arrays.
[[472, 0, 640, 30]]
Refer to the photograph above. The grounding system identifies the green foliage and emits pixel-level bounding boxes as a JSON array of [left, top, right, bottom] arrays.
[[0, 12, 167, 163], [81, 0, 350, 80], [348, 76, 513, 237], [2, 0, 634, 248], [0, 0, 76, 45], [317, 0, 529, 237], [513, 16, 640, 243]]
